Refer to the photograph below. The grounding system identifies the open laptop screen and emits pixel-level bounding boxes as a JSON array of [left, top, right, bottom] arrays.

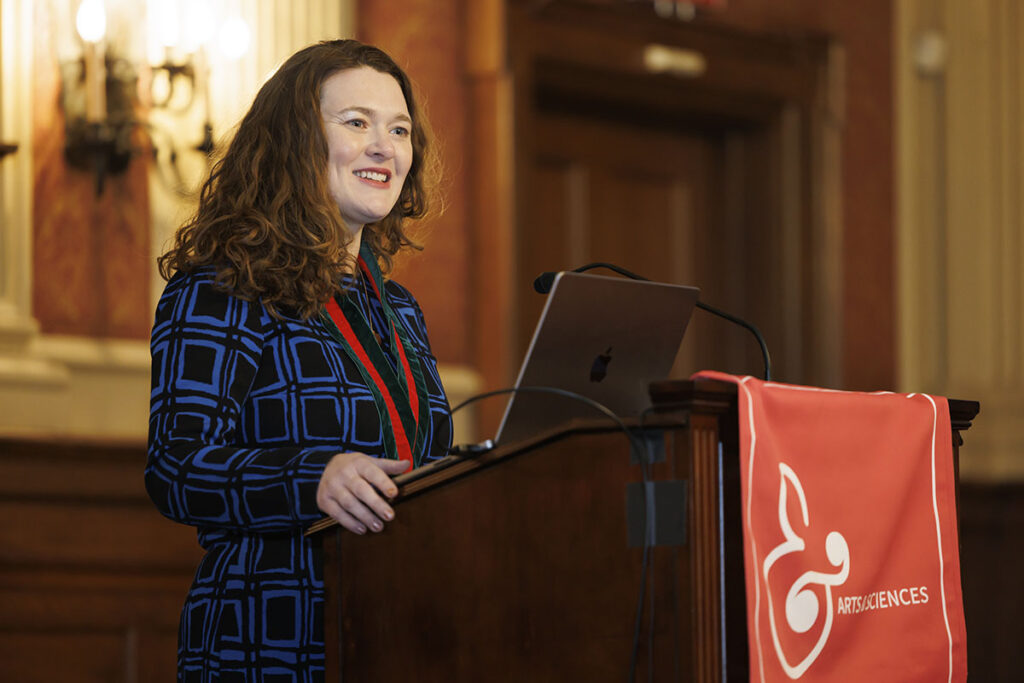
[[494, 272, 699, 445]]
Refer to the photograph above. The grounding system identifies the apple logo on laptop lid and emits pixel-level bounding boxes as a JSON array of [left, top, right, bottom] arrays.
[[590, 347, 613, 382]]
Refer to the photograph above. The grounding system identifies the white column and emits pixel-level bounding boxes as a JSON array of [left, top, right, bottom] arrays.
[[0, 0, 35, 334], [897, 0, 1024, 479], [0, 0, 72, 434]]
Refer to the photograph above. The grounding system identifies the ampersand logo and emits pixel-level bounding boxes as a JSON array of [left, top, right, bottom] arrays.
[[761, 463, 850, 679]]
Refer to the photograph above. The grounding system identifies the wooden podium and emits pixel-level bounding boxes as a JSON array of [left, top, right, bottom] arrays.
[[307, 379, 978, 682]]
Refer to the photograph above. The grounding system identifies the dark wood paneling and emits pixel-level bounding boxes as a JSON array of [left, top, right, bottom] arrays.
[[509, 2, 838, 386], [493, 0, 894, 395], [0, 632, 132, 683], [0, 438, 203, 683], [533, 0, 895, 391], [958, 482, 1024, 682], [709, 0, 895, 392], [522, 114, 723, 369]]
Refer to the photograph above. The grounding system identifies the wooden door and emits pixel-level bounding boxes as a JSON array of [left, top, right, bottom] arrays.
[[509, 1, 841, 386], [521, 104, 731, 377]]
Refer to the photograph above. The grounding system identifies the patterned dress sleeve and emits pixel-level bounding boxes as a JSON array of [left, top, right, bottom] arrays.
[[145, 271, 338, 533]]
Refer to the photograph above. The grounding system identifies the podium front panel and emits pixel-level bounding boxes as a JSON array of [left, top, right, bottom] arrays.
[[317, 413, 738, 682]]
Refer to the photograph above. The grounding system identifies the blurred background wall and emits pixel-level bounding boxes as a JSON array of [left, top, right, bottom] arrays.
[[0, 0, 1019, 679]]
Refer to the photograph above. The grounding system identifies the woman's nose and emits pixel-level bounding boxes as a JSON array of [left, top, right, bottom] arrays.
[[366, 128, 395, 159]]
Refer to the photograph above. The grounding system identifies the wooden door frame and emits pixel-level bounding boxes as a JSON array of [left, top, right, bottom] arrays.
[[467, 0, 843, 429]]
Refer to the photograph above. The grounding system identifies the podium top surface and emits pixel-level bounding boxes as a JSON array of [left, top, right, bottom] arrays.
[[305, 379, 979, 537]]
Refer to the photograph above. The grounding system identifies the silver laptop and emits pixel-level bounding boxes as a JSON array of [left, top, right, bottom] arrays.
[[494, 272, 700, 445]]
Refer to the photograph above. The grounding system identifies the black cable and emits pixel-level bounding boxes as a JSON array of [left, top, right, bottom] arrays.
[[449, 385, 632, 440], [693, 298, 772, 383], [627, 446, 652, 683], [638, 406, 668, 683], [534, 263, 773, 381], [648, 544, 656, 683], [627, 405, 661, 682]]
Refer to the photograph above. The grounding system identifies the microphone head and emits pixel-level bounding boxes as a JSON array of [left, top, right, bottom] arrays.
[[533, 271, 558, 294]]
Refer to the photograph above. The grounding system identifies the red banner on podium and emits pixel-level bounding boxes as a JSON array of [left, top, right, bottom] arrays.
[[694, 371, 967, 682]]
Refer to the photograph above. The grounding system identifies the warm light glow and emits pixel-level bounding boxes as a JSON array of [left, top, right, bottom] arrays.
[[218, 16, 250, 61], [151, 0, 181, 48], [182, 0, 216, 52], [76, 0, 107, 43]]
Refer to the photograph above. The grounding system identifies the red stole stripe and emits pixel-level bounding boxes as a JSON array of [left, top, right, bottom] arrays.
[[356, 260, 422, 423], [324, 294, 417, 465]]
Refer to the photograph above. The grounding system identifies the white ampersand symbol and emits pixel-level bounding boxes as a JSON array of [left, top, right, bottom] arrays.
[[761, 463, 850, 679]]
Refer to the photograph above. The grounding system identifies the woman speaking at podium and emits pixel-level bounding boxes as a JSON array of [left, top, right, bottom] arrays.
[[145, 40, 453, 681]]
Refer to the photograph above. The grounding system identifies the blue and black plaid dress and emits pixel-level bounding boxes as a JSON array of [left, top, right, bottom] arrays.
[[146, 267, 452, 682]]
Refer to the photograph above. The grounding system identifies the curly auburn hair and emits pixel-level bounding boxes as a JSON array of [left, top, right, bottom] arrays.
[[158, 39, 439, 319]]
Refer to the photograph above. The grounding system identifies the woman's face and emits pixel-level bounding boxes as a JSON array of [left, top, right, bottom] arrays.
[[320, 66, 413, 238]]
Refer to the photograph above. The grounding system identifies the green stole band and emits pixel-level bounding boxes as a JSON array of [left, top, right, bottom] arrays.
[[319, 245, 432, 467]]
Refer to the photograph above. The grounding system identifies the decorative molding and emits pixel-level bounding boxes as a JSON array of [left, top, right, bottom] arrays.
[[33, 334, 150, 371], [0, 336, 148, 439], [0, 353, 67, 387], [0, 328, 482, 446], [810, 42, 846, 390]]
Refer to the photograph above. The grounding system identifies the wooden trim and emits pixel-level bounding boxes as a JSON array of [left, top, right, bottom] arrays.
[[307, 411, 690, 536], [466, 4, 517, 434], [689, 415, 722, 682], [948, 398, 980, 432], [468, 76, 517, 404], [506, 2, 844, 387]]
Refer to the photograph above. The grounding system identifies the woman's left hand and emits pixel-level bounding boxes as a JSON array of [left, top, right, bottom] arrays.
[[315, 452, 411, 534]]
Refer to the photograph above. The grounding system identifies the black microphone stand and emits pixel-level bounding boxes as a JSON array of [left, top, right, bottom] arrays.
[[535, 262, 773, 382]]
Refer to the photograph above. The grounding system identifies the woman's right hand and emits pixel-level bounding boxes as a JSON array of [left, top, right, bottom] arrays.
[[316, 452, 411, 534]]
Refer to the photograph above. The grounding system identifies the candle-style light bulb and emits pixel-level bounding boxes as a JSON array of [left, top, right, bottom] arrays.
[[76, 0, 107, 43], [77, 0, 108, 123], [183, 0, 215, 53], [219, 16, 250, 61]]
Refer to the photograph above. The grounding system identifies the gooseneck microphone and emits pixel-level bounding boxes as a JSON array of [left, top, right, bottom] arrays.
[[533, 263, 773, 381]]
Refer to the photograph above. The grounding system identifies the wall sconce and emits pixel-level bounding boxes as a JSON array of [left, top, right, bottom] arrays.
[[60, 0, 250, 196], [61, 0, 133, 196]]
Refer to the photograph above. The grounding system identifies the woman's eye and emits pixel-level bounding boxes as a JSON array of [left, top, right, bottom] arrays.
[[391, 126, 410, 137], [344, 119, 368, 129]]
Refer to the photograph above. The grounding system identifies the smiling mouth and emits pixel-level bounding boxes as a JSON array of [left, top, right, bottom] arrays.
[[353, 169, 391, 183]]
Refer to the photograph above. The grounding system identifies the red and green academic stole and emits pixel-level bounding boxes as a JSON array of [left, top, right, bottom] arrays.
[[319, 246, 432, 467]]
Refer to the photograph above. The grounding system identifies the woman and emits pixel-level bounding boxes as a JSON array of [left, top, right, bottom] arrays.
[[146, 40, 452, 681]]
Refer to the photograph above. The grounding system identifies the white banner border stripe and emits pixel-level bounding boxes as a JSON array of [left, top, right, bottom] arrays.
[[912, 393, 955, 682], [738, 376, 767, 683]]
